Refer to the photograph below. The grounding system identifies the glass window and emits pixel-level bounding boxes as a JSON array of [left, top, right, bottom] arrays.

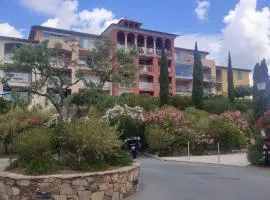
[[9, 72, 30, 83], [175, 64, 193, 77], [80, 38, 95, 50], [237, 71, 243, 80], [175, 52, 185, 62]]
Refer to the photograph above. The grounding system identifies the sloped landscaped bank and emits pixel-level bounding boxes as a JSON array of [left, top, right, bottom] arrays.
[[0, 163, 140, 200]]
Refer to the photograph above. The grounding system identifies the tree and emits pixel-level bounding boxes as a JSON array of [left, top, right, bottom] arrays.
[[1, 37, 138, 120], [192, 42, 203, 109], [1, 40, 80, 120], [253, 59, 270, 117], [227, 52, 235, 104], [70, 37, 138, 116], [0, 98, 12, 115], [159, 47, 169, 106], [235, 85, 251, 99]]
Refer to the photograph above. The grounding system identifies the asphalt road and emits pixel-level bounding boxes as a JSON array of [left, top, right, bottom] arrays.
[[129, 156, 270, 200]]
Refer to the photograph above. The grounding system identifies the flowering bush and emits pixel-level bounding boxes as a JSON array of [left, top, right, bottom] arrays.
[[144, 106, 182, 134], [103, 104, 144, 122], [219, 111, 248, 132]]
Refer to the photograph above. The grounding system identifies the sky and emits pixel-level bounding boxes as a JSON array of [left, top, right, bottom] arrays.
[[0, 0, 269, 69]]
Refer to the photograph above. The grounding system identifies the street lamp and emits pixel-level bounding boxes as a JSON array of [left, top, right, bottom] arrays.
[[0, 82, 3, 97], [257, 81, 266, 91]]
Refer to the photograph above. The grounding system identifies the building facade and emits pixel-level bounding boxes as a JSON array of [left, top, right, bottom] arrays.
[[216, 66, 251, 94], [0, 18, 251, 108]]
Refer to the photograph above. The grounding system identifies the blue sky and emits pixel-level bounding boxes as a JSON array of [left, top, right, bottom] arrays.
[[0, 0, 269, 68]]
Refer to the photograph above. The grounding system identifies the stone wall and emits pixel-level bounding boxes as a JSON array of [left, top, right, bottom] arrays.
[[0, 163, 140, 200]]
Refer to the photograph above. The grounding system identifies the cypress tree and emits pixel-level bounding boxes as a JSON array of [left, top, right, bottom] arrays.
[[227, 52, 235, 104], [252, 63, 260, 99], [159, 47, 169, 106], [192, 42, 203, 109]]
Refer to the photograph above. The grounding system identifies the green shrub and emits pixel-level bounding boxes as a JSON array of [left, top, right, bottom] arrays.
[[203, 96, 231, 114], [233, 99, 254, 112], [118, 93, 158, 111], [208, 119, 246, 151], [0, 98, 12, 115], [26, 155, 58, 175], [105, 149, 132, 166], [94, 94, 117, 111], [53, 119, 123, 171], [110, 116, 146, 148], [11, 127, 57, 174], [145, 125, 174, 155], [247, 137, 263, 166], [169, 95, 193, 110], [12, 127, 52, 161]]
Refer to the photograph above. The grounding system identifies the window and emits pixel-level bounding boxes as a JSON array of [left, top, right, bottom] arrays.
[[175, 64, 193, 77], [9, 72, 30, 83], [175, 52, 185, 62], [80, 38, 95, 50], [237, 71, 243, 80]]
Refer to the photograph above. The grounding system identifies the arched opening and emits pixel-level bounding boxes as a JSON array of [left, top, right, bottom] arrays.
[[137, 35, 145, 53], [146, 36, 154, 55], [156, 38, 163, 56], [117, 31, 125, 49], [127, 33, 135, 46], [165, 39, 172, 51], [165, 39, 172, 57]]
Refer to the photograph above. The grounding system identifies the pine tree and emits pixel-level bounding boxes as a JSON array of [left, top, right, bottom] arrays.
[[192, 42, 203, 109], [159, 47, 169, 106], [227, 52, 235, 104]]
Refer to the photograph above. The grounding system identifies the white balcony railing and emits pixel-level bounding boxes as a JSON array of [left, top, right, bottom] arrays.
[[176, 86, 192, 94], [139, 82, 153, 90], [117, 43, 125, 50], [137, 46, 145, 54], [146, 48, 154, 55], [4, 53, 14, 62], [203, 74, 212, 81], [140, 65, 153, 73]]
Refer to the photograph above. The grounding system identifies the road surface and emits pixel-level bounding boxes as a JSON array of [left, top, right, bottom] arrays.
[[129, 157, 270, 200]]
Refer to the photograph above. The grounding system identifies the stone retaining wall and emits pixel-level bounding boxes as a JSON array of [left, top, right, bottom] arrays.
[[0, 163, 140, 200]]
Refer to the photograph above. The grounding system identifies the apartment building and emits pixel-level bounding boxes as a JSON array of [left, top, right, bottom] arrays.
[[174, 47, 216, 96], [0, 36, 38, 102], [0, 18, 251, 108], [216, 66, 251, 94]]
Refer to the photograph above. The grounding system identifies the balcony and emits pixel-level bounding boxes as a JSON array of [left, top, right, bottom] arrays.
[[117, 43, 125, 50], [176, 86, 192, 94], [140, 65, 153, 73], [156, 49, 162, 56], [146, 48, 154, 55], [203, 73, 212, 81], [216, 75, 222, 82], [78, 59, 90, 69], [4, 53, 14, 62], [139, 82, 153, 91], [137, 46, 145, 54]]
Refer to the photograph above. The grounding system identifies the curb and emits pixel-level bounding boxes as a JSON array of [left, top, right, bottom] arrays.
[[143, 153, 164, 161], [162, 158, 249, 167]]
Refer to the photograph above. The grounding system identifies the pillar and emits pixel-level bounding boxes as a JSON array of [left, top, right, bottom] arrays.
[[153, 37, 156, 56], [153, 57, 159, 97], [144, 37, 147, 54], [124, 32, 128, 52]]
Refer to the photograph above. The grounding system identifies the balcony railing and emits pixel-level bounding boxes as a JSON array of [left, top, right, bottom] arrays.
[[137, 46, 145, 54], [203, 74, 212, 81], [78, 60, 90, 68], [176, 71, 193, 79], [4, 53, 14, 62], [146, 48, 154, 55], [156, 49, 162, 56], [176, 86, 192, 94], [139, 82, 153, 90], [117, 43, 125, 50], [140, 65, 153, 73]]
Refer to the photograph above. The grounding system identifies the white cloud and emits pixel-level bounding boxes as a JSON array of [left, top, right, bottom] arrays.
[[179, 0, 270, 69], [195, 1, 210, 21], [175, 34, 221, 60], [219, 0, 270, 68], [20, 0, 119, 34], [0, 23, 23, 38]]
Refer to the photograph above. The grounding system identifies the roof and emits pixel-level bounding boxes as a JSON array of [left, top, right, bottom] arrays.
[[0, 35, 38, 44], [118, 18, 142, 26], [216, 65, 252, 72], [29, 26, 101, 40], [175, 47, 209, 55], [101, 23, 179, 38]]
